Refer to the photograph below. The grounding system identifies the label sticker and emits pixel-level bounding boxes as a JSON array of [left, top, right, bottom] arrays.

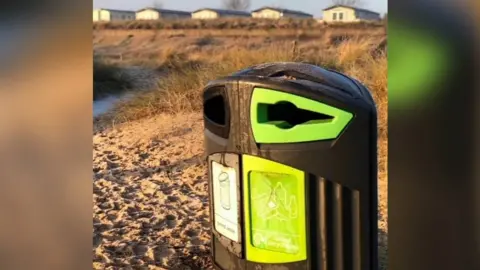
[[249, 171, 302, 254], [212, 161, 239, 242]]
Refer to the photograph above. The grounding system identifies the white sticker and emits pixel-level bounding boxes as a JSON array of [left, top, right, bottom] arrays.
[[212, 161, 239, 242]]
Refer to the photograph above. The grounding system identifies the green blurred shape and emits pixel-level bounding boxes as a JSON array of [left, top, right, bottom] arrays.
[[389, 21, 451, 108]]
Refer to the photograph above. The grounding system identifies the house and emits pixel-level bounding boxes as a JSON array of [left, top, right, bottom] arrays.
[[135, 8, 191, 20], [251, 7, 313, 19], [93, 8, 135, 22], [322, 5, 381, 22], [191, 8, 250, 19]]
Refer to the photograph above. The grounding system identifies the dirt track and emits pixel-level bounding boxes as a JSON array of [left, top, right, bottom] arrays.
[[93, 113, 213, 269]]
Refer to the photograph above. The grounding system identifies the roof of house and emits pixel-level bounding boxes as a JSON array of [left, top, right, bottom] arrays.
[[95, 8, 135, 13], [322, 5, 380, 15], [251, 6, 313, 17], [192, 8, 250, 16], [136, 7, 191, 15]]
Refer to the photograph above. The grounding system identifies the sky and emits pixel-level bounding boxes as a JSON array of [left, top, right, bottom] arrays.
[[93, 0, 387, 18]]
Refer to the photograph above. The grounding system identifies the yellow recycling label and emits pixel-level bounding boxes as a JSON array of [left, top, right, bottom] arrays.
[[249, 171, 302, 254]]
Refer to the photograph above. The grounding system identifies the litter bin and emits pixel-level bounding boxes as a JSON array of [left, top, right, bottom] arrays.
[[203, 62, 378, 270]]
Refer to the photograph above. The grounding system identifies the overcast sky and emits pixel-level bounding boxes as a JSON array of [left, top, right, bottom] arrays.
[[93, 0, 387, 18]]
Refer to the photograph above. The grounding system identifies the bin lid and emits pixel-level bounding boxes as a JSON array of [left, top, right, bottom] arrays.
[[230, 62, 373, 103]]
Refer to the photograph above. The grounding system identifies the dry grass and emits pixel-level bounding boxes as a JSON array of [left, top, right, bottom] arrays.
[[97, 34, 386, 126]]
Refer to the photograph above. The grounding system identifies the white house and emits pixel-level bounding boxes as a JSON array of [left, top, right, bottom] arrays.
[[251, 7, 313, 19], [135, 8, 191, 20], [191, 8, 250, 19], [322, 5, 381, 22], [93, 8, 135, 22]]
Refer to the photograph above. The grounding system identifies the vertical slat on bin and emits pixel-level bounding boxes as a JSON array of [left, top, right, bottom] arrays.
[[342, 186, 355, 270], [309, 175, 327, 270], [351, 190, 361, 270], [319, 177, 328, 270], [326, 180, 363, 270], [325, 180, 334, 270], [333, 183, 344, 270], [342, 186, 352, 270]]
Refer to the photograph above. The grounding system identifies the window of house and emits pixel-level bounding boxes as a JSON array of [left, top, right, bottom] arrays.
[[339, 12, 343, 20], [333, 13, 337, 20]]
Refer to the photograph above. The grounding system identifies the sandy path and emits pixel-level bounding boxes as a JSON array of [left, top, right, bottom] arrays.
[[93, 112, 388, 270], [93, 113, 213, 269]]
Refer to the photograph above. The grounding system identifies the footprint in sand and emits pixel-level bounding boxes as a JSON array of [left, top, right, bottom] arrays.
[[133, 244, 148, 257], [167, 195, 180, 202], [184, 229, 198, 238], [166, 214, 177, 228], [154, 246, 176, 264], [190, 237, 203, 246]]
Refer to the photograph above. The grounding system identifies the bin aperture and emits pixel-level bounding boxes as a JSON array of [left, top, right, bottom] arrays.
[[251, 88, 354, 143], [243, 155, 307, 264], [257, 101, 334, 129], [204, 95, 226, 126], [203, 86, 230, 139]]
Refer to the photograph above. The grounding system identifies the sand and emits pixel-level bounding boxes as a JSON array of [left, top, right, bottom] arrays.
[[93, 113, 213, 269], [93, 112, 388, 270]]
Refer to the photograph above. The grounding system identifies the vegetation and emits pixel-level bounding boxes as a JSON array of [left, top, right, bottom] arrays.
[[94, 29, 386, 141], [93, 60, 132, 100], [93, 18, 385, 30]]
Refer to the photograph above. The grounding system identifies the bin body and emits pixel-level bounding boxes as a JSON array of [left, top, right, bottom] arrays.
[[203, 63, 378, 270]]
